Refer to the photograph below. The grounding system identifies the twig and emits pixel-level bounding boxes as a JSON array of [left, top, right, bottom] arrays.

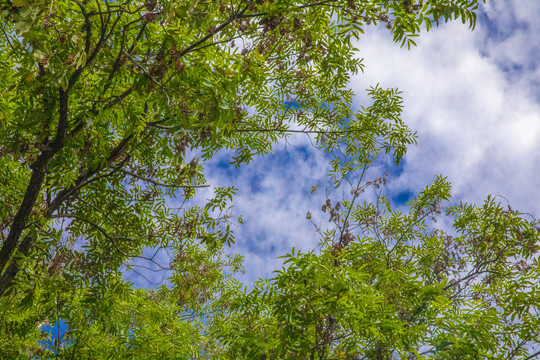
[[0, 23, 13, 49], [178, 4, 250, 58], [119, 169, 209, 188], [526, 349, 540, 360], [50, 213, 168, 270]]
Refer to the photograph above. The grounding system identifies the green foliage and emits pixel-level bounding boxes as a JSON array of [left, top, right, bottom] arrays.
[[212, 178, 540, 359], [5, 0, 537, 359]]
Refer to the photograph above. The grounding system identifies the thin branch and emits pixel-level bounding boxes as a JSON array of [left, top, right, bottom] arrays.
[[0, 23, 14, 49], [87, 5, 145, 17], [238, 0, 338, 18], [47, 138, 132, 214], [130, 263, 170, 273], [50, 213, 168, 270], [443, 268, 500, 292], [338, 166, 368, 247], [122, 49, 171, 105], [506, 336, 532, 360], [73, 196, 111, 220], [526, 349, 540, 360], [386, 210, 431, 262], [149, 123, 173, 130], [68, 0, 122, 90], [128, 267, 166, 285], [151, 123, 372, 137], [102, 26, 128, 94], [73, 157, 130, 199], [119, 169, 210, 188], [419, 347, 436, 356], [178, 4, 250, 58], [234, 127, 364, 135], [103, 87, 134, 109], [95, 0, 105, 33], [187, 34, 244, 54], [443, 247, 508, 292]]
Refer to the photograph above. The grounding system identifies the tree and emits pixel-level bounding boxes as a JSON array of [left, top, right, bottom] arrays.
[[4, 0, 535, 359], [211, 175, 540, 359]]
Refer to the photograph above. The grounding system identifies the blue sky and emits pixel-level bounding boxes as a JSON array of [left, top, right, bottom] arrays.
[[192, 0, 540, 285]]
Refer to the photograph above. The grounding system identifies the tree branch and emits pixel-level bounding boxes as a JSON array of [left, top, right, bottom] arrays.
[[119, 169, 209, 188], [178, 4, 250, 58], [50, 213, 169, 271], [0, 88, 69, 277], [0, 234, 34, 296], [234, 127, 367, 135], [71, 0, 92, 54], [48, 135, 133, 214], [525, 349, 540, 360], [0, 135, 131, 295], [0, 22, 14, 49], [237, 0, 338, 18], [103, 87, 134, 110]]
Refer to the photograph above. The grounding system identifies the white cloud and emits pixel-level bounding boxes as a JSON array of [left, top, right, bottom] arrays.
[[204, 144, 333, 284], [351, 2, 540, 214], [482, 0, 540, 77]]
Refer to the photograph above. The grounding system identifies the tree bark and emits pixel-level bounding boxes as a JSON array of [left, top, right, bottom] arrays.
[[0, 89, 69, 285]]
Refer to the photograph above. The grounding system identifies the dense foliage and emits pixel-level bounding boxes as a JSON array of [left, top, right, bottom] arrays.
[[1, 0, 539, 358], [213, 179, 540, 359]]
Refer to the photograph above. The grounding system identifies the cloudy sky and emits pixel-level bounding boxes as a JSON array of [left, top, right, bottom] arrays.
[[127, 0, 540, 287]]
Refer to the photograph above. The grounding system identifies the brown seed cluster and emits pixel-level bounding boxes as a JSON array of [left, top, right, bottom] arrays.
[[144, 0, 157, 11]]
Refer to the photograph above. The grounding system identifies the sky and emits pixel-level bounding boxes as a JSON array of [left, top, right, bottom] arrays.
[[198, 0, 540, 285]]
